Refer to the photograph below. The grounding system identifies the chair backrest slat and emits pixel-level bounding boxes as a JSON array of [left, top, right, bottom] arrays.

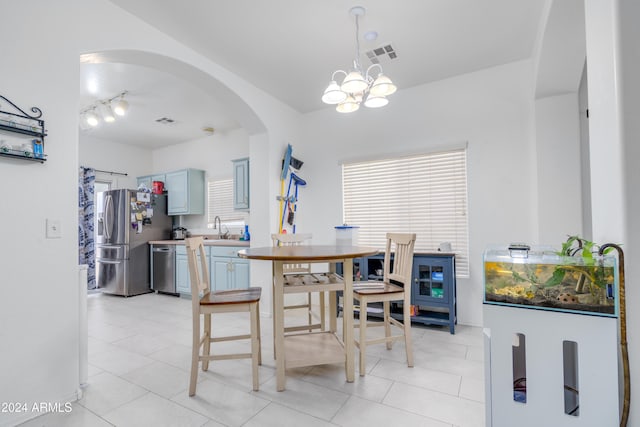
[[384, 233, 416, 295], [185, 237, 210, 299]]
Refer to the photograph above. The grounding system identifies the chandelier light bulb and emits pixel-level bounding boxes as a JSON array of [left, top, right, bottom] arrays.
[[364, 94, 389, 108], [341, 70, 368, 94], [322, 81, 348, 104], [336, 95, 360, 113], [369, 74, 397, 97]]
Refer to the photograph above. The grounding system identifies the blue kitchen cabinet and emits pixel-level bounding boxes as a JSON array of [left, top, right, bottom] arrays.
[[175, 245, 211, 296], [137, 175, 152, 190], [175, 252, 190, 295], [232, 158, 249, 210], [210, 246, 250, 290], [136, 174, 167, 191], [177, 245, 249, 295], [151, 173, 165, 184], [412, 253, 457, 334], [337, 252, 457, 334], [164, 168, 205, 215]]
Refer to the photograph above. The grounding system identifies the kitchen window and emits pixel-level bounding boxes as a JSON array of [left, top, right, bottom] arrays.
[[342, 148, 469, 277], [207, 178, 248, 230]]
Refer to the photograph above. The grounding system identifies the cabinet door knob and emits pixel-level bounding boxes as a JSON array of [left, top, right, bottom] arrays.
[[415, 278, 418, 283]]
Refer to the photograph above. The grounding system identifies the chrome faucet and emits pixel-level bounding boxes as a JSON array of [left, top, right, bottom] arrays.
[[213, 216, 230, 239]]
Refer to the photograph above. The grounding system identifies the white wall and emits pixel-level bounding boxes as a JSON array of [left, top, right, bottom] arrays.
[[618, 1, 640, 422], [586, 0, 639, 424], [1, 7, 83, 426], [578, 65, 593, 240], [300, 60, 537, 327], [534, 93, 583, 244], [0, 1, 299, 425], [4, 0, 635, 423], [584, 0, 625, 245], [151, 127, 250, 231], [79, 134, 153, 189]]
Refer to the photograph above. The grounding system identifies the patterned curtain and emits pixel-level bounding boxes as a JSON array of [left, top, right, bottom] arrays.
[[78, 167, 96, 289]]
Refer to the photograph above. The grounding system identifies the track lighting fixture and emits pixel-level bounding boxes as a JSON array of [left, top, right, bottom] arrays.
[[80, 91, 129, 128], [113, 94, 129, 116]]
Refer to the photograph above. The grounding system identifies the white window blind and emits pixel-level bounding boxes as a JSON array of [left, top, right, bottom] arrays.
[[207, 179, 248, 226], [342, 149, 469, 277]]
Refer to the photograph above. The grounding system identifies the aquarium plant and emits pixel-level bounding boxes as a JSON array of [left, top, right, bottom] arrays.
[[553, 235, 616, 304], [483, 236, 617, 314]]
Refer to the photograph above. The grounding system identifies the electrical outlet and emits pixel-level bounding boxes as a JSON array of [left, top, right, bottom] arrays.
[[46, 219, 62, 238]]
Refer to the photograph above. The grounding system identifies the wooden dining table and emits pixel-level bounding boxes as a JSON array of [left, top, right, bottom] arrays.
[[238, 245, 378, 391]]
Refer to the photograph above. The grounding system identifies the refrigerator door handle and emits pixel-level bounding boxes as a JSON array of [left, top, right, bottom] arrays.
[[98, 259, 121, 265], [104, 194, 114, 240]]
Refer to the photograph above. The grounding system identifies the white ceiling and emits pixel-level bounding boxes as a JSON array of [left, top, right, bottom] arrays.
[[79, 62, 239, 148], [83, 0, 547, 147]]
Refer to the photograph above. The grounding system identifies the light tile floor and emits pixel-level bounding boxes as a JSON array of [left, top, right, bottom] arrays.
[[21, 292, 485, 427]]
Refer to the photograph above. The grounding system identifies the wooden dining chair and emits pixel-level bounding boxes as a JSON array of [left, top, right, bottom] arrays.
[[353, 232, 416, 375], [184, 236, 262, 395], [271, 233, 326, 334]]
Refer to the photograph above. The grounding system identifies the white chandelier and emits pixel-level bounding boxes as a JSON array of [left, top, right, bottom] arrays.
[[321, 6, 397, 113], [80, 91, 129, 128]]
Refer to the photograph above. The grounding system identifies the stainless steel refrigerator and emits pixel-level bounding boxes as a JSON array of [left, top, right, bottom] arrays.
[[96, 189, 172, 296]]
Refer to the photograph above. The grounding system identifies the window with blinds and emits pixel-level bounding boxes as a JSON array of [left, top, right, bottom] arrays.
[[342, 149, 469, 277], [207, 179, 248, 227]]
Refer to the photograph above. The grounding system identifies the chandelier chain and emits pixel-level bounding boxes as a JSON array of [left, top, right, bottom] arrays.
[[354, 14, 362, 72]]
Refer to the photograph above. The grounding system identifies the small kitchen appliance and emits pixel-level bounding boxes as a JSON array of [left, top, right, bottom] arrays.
[[172, 227, 187, 240], [152, 181, 164, 194]]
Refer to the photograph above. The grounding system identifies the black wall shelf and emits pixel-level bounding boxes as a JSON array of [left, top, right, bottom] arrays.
[[0, 95, 47, 163]]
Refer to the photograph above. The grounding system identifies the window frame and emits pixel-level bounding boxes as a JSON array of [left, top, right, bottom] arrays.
[[342, 147, 469, 278], [207, 177, 248, 229]]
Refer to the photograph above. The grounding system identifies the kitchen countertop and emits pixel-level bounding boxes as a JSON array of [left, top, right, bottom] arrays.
[[149, 239, 250, 247]]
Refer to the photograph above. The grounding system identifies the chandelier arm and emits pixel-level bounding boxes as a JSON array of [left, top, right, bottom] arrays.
[[331, 70, 348, 81], [365, 63, 384, 81]]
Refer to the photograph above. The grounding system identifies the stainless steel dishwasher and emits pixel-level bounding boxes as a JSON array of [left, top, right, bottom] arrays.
[[152, 244, 176, 294]]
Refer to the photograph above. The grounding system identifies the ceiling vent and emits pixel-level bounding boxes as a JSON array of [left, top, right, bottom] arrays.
[[365, 43, 397, 65], [155, 117, 175, 124]]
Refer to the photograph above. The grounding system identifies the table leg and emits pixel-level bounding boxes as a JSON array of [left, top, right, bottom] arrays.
[[343, 258, 355, 382], [273, 261, 286, 391], [329, 262, 337, 333]]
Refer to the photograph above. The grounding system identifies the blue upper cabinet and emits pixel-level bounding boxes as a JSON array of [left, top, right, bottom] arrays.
[[137, 174, 167, 191], [151, 173, 166, 184], [137, 175, 152, 190], [165, 168, 205, 215], [232, 158, 249, 211]]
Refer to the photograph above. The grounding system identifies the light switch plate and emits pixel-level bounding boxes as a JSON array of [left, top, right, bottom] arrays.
[[46, 219, 62, 238]]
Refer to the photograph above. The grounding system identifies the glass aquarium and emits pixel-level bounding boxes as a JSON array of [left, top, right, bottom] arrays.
[[483, 245, 617, 317]]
